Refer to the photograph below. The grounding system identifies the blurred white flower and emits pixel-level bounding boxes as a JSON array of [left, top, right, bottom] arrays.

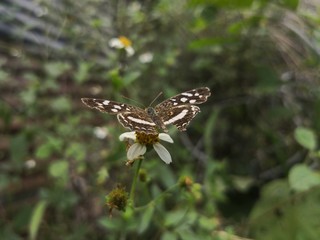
[[109, 36, 135, 56], [129, 2, 141, 12], [139, 52, 153, 63], [119, 131, 173, 164], [94, 127, 109, 139], [25, 159, 36, 169]]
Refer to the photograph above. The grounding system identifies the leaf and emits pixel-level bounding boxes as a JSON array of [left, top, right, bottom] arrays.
[[288, 164, 320, 192], [249, 180, 320, 240], [189, 37, 226, 49], [164, 210, 187, 227], [294, 127, 317, 150], [49, 160, 69, 178], [98, 217, 121, 230], [29, 200, 47, 240], [254, 66, 281, 94], [281, 0, 299, 10], [35, 142, 53, 159], [44, 62, 71, 78], [51, 97, 72, 112], [10, 134, 28, 166], [204, 110, 219, 157], [138, 205, 155, 233], [161, 231, 178, 240], [75, 62, 92, 83]]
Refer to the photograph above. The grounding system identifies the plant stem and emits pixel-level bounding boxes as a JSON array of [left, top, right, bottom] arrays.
[[129, 158, 143, 207]]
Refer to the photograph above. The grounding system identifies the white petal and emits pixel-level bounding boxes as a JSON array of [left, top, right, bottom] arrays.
[[127, 143, 146, 160], [109, 38, 123, 48], [159, 133, 174, 143], [153, 142, 172, 164], [119, 131, 136, 141], [125, 46, 135, 56]]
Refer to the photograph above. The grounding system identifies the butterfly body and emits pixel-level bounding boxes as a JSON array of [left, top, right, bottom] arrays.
[[81, 87, 211, 134]]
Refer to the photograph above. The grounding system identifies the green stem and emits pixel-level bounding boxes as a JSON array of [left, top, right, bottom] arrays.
[[129, 158, 143, 207]]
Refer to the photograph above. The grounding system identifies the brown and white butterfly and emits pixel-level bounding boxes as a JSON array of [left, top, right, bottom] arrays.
[[81, 87, 211, 134]]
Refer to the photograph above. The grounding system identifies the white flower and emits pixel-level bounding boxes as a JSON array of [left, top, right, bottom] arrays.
[[108, 36, 135, 56], [93, 127, 108, 139], [119, 131, 174, 164], [139, 52, 153, 63]]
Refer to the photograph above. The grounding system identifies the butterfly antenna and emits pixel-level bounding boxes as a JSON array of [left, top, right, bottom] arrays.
[[149, 92, 163, 106], [120, 95, 145, 108]]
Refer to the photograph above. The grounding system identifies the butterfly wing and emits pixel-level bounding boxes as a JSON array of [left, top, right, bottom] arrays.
[[154, 87, 211, 131], [81, 98, 157, 133]]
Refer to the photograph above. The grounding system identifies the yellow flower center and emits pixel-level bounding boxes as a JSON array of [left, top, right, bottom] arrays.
[[119, 36, 132, 47], [135, 132, 159, 145]]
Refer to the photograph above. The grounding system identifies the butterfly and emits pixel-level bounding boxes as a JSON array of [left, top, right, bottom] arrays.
[[81, 87, 211, 134]]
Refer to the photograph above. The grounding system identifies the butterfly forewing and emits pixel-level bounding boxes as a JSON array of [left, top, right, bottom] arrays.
[[155, 87, 211, 131], [81, 87, 211, 134], [81, 98, 157, 133]]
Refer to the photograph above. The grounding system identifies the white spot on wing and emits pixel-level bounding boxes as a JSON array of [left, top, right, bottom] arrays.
[[164, 109, 188, 125], [189, 99, 196, 104], [182, 92, 193, 97], [111, 109, 118, 112], [103, 100, 110, 105], [181, 97, 188, 102], [127, 116, 156, 126], [114, 105, 121, 109]]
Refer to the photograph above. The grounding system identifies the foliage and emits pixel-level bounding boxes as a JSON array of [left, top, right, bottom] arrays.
[[0, 0, 320, 239]]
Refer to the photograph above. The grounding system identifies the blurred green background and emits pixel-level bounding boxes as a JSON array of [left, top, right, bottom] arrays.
[[1, 0, 320, 239]]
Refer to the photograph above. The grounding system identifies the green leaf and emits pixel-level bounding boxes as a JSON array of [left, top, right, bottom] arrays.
[[44, 62, 71, 78], [164, 210, 187, 227], [51, 97, 72, 112], [29, 200, 48, 240], [96, 167, 109, 184], [250, 180, 290, 221], [75, 62, 92, 83], [10, 134, 28, 166], [0, 69, 9, 83], [161, 231, 178, 240], [189, 37, 226, 49], [204, 110, 219, 157], [250, 181, 320, 240], [65, 143, 86, 161], [280, 0, 299, 10], [138, 205, 155, 233], [36, 143, 52, 159], [254, 66, 281, 94], [123, 71, 141, 86], [176, 226, 197, 240], [294, 127, 317, 150], [49, 160, 69, 178], [214, 0, 254, 8], [98, 217, 121, 230], [288, 164, 320, 192], [35, 137, 63, 160]]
